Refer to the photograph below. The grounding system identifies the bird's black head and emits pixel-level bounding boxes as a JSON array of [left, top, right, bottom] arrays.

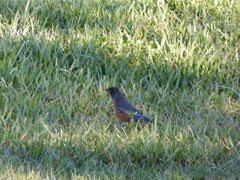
[[104, 87, 121, 99]]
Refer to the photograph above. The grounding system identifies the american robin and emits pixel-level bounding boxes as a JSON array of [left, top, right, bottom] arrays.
[[104, 87, 153, 123]]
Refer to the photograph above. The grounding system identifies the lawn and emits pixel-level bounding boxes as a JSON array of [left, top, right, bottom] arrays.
[[0, 0, 239, 179]]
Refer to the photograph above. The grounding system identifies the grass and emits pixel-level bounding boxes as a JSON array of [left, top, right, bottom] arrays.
[[0, 0, 239, 179]]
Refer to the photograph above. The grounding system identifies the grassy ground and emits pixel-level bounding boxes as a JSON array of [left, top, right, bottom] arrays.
[[0, 0, 239, 179]]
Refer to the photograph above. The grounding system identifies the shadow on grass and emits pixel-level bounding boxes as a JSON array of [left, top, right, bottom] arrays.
[[1, 114, 240, 179]]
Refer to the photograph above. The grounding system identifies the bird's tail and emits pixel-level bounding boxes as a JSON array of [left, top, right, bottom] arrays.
[[135, 116, 153, 123]]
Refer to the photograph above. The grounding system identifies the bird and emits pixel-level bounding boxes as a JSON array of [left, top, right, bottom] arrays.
[[104, 87, 153, 123]]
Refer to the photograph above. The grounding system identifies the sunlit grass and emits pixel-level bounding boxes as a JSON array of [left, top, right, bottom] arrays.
[[0, 0, 239, 179]]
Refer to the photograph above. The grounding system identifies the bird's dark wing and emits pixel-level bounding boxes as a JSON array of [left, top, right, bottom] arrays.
[[116, 100, 137, 114], [116, 99, 152, 123]]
